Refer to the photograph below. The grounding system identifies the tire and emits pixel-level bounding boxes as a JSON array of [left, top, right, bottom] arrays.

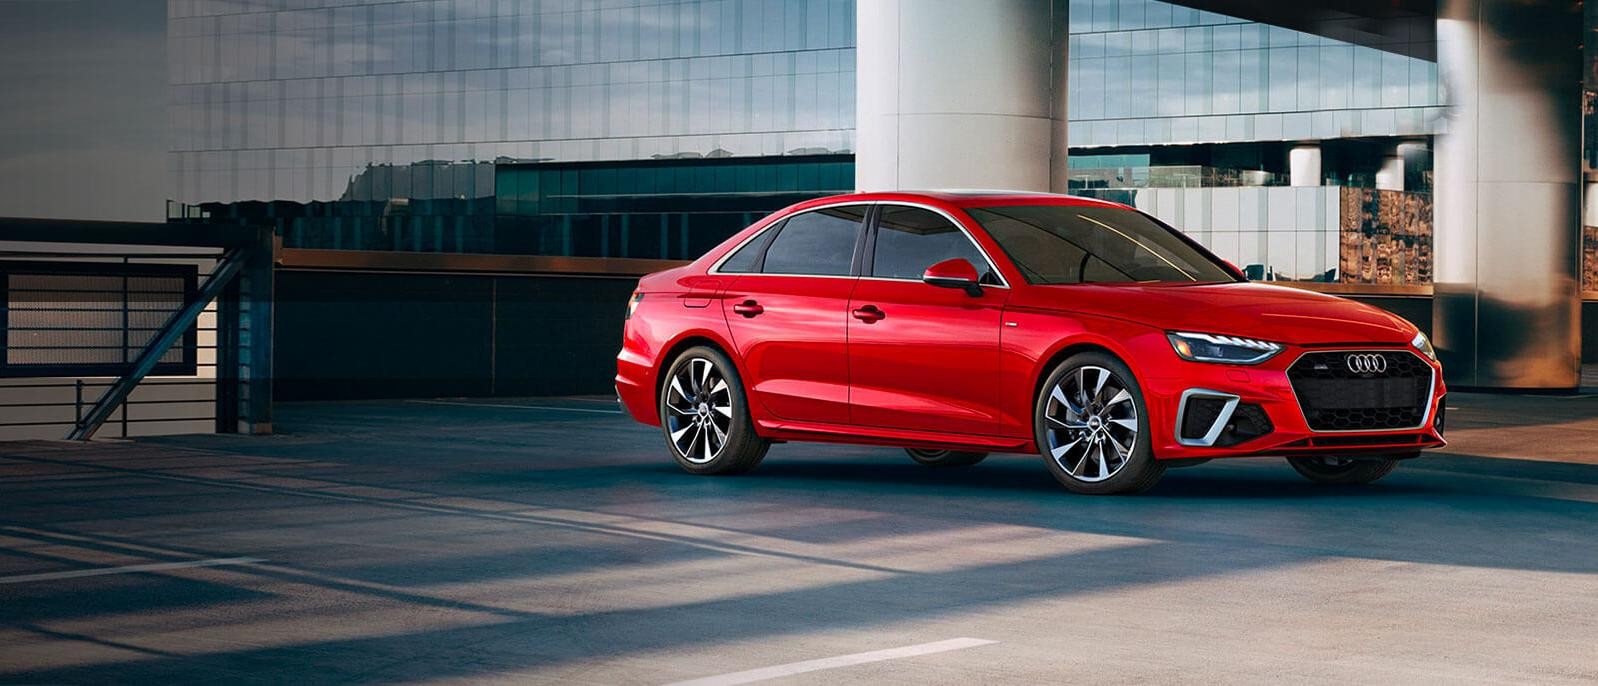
[[905, 447, 988, 467], [659, 346, 769, 475], [1035, 352, 1165, 495], [1286, 455, 1400, 485]]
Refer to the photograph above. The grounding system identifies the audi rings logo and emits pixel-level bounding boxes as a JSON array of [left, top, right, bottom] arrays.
[[1345, 353, 1388, 375]]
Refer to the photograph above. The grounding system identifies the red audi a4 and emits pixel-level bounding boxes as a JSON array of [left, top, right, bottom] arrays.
[[616, 191, 1446, 494]]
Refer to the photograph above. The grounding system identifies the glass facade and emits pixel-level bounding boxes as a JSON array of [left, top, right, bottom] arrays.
[[1067, 0, 1443, 148], [169, 0, 855, 208], [166, 0, 1460, 287], [495, 154, 851, 258]]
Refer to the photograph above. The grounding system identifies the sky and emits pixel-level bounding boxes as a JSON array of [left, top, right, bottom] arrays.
[[0, 0, 166, 222]]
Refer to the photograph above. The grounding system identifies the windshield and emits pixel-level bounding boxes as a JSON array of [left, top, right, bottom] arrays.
[[966, 205, 1237, 285]]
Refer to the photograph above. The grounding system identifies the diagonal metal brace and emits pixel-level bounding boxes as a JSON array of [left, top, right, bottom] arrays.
[[68, 248, 251, 440]]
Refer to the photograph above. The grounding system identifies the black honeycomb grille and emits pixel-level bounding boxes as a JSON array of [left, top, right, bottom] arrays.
[[1180, 397, 1229, 440], [1288, 351, 1432, 431], [1217, 403, 1273, 446]]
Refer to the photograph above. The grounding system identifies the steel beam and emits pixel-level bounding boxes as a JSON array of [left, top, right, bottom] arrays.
[[68, 248, 250, 440]]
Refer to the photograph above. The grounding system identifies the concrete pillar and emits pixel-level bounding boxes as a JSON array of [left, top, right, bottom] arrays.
[[1375, 155, 1404, 191], [1288, 145, 1322, 187], [1434, 0, 1582, 389], [856, 0, 1069, 192], [1377, 141, 1428, 192]]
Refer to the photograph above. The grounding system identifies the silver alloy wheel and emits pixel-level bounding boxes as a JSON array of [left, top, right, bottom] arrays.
[[664, 357, 734, 464], [1044, 365, 1139, 483]]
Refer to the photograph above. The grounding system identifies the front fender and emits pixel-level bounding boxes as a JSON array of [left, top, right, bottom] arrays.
[[998, 307, 1174, 440]]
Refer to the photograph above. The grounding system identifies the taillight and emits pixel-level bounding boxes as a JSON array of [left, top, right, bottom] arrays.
[[624, 292, 644, 320]]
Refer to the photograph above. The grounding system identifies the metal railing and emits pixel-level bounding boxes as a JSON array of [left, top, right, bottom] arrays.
[[0, 217, 274, 441]]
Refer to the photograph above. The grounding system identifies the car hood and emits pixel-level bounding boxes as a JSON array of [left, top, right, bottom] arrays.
[[1018, 281, 1417, 346]]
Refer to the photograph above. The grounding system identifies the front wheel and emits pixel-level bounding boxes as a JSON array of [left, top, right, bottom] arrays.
[[904, 447, 988, 467], [659, 346, 769, 475], [1035, 352, 1165, 495], [1286, 455, 1400, 485]]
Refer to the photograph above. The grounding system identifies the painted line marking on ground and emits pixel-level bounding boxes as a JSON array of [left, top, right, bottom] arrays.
[[0, 557, 266, 585], [410, 399, 623, 414], [662, 638, 998, 686]]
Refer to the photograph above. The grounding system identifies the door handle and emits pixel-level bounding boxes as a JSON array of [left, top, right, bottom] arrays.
[[733, 300, 764, 318], [852, 305, 885, 323]]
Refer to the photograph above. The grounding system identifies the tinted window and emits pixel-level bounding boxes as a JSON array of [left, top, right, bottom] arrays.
[[967, 205, 1236, 284], [760, 206, 865, 276], [717, 221, 779, 273], [871, 206, 997, 283]]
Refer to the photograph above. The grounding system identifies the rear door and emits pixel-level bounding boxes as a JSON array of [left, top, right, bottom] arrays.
[[846, 204, 1010, 435], [718, 205, 867, 424]]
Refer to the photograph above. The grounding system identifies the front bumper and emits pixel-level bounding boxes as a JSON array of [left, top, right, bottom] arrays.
[[1144, 347, 1447, 460]]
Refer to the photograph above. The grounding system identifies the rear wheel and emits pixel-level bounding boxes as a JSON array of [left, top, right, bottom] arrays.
[[659, 346, 769, 475], [904, 447, 988, 467], [1036, 352, 1165, 495], [1286, 455, 1400, 485]]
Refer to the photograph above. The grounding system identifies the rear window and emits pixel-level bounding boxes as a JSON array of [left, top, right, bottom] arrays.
[[717, 222, 778, 273], [758, 206, 866, 276]]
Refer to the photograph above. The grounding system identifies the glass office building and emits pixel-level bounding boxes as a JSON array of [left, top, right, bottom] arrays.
[[168, 0, 1456, 287], [1066, 0, 1442, 148], [168, 0, 856, 257]]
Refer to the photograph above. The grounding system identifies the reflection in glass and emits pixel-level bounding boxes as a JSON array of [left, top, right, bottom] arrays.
[[170, 0, 859, 258], [1067, 0, 1442, 147]]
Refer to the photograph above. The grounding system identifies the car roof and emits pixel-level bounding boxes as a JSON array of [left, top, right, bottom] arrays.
[[809, 189, 1131, 210]]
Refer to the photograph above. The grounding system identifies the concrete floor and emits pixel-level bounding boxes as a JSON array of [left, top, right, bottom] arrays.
[[2, 393, 1598, 684]]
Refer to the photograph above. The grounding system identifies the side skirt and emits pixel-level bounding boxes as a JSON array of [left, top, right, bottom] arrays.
[[755, 418, 1034, 453]]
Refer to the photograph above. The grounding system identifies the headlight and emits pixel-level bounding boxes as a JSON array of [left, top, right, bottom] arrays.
[[625, 293, 644, 320], [1167, 331, 1283, 365], [1411, 331, 1437, 362]]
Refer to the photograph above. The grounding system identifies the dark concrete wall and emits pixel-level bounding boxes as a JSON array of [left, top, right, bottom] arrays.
[[273, 276, 1592, 402], [1587, 301, 1598, 364], [274, 270, 636, 401]]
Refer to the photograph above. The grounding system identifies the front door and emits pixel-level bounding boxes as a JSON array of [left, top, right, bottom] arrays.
[[847, 204, 1009, 435]]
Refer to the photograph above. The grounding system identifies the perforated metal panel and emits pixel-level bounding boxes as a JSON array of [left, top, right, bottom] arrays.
[[1, 262, 198, 377]]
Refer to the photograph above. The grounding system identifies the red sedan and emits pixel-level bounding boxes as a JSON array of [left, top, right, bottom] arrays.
[[616, 191, 1446, 494]]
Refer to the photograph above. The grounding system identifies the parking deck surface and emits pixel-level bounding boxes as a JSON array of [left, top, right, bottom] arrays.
[[3, 392, 1598, 684]]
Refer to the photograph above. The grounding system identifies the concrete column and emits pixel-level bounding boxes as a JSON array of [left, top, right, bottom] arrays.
[[856, 0, 1069, 192], [1377, 141, 1428, 192], [1434, 0, 1582, 389], [1375, 155, 1404, 191], [1288, 145, 1322, 186]]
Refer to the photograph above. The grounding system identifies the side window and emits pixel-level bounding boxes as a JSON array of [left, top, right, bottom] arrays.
[[760, 206, 866, 276], [717, 221, 781, 273], [871, 206, 997, 283]]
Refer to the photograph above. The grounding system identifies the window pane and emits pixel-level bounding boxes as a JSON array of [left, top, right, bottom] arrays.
[[871, 206, 994, 283], [761, 206, 864, 275], [969, 205, 1236, 285], [718, 221, 780, 272]]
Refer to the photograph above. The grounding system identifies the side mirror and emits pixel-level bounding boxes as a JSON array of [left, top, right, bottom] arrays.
[[1224, 260, 1246, 280], [922, 258, 983, 297]]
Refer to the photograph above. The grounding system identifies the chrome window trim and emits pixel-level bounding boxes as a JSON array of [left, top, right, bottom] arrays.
[[708, 201, 873, 277], [870, 200, 1010, 288], [1175, 388, 1242, 447], [1284, 348, 1438, 434], [707, 199, 1012, 288]]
